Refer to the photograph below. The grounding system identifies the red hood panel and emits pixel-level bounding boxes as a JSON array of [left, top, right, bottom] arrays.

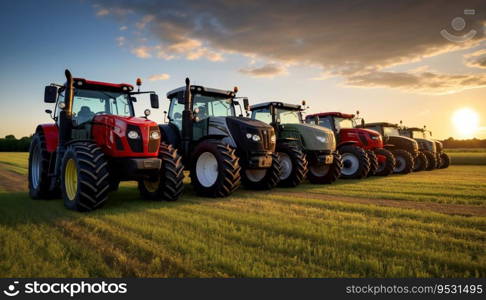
[[340, 128, 380, 136], [93, 115, 158, 127]]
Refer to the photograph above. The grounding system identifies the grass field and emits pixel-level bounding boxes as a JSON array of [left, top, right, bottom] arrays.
[[0, 152, 485, 277], [445, 148, 486, 165]]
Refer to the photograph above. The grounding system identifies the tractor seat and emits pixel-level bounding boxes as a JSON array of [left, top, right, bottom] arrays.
[[76, 106, 95, 125]]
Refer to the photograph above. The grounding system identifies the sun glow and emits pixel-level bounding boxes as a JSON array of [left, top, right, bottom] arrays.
[[452, 108, 479, 138]]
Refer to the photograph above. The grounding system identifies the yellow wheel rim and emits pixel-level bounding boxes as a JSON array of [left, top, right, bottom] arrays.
[[65, 158, 78, 201], [143, 178, 160, 193]]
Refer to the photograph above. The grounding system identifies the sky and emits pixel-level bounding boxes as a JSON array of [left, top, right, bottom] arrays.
[[0, 0, 485, 139]]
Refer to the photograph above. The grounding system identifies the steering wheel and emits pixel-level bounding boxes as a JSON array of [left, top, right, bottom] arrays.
[[174, 112, 182, 119]]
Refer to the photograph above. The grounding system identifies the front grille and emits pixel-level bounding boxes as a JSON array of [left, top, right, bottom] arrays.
[[115, 136, 124, 151], [148, 126, 160, 153], [127, 124, 143, 153]]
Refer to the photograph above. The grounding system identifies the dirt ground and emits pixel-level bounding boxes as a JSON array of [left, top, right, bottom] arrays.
[[0, 163, 27, 192]]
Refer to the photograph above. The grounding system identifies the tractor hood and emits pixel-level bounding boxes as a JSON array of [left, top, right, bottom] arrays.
[[339, 128, 383, 148], [280, 123, 336, 151], [92, 115, 160, 157], [224, 116, 276, 152], [387, 135, 419, 154], [413, 138, 436, 152]]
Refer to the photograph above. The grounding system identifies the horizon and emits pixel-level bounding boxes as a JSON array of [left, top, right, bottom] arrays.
[[0, 0, 485, 140]]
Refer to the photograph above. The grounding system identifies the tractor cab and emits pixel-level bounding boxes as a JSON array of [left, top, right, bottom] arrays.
[[400, 127, 437, 153]]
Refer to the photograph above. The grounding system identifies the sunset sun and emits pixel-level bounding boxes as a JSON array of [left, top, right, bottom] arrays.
[[452, 108, 480, 138]]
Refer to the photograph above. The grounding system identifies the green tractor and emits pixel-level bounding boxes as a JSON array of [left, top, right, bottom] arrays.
[[399, 125, 450, 169], [158, 79, 280, 197], [248, 101, 342, 186]]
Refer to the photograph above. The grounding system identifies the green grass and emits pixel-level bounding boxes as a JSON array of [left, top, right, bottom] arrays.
[[0, 153, 485, 278]]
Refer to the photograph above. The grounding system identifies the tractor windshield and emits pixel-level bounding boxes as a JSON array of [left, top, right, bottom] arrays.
[[411, 130, 425, 139], [276, 109, 302, 124], [193, 94, 235, 119], [383, 126, 400, 136], [334, 117, 355, 130], [71, 89, 133, 125]]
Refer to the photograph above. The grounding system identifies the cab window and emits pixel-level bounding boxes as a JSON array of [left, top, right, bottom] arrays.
[[318, 116, 334, 130], [168, 97, 184, 130], [251, 108, 272, 124]]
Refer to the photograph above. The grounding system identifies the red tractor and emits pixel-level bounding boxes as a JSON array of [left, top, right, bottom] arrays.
[[28, 70, 184, 211], [305, 112, 396, 178]]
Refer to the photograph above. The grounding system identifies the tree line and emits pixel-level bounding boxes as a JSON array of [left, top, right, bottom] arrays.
[[0, 135, 485, 152]]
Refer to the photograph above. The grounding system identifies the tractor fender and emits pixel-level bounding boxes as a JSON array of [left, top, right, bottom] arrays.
[[384, 143, 395, 148], [159, 123, 181, 149], [337, 140, 358, 149], [277, 137, 299, 142], [36, 124, 58, 153]]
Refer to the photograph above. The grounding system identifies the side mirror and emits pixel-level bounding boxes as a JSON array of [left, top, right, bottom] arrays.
[[150, 93, 159, 109], [361, 119, 365, 126], [45, 109, 52, 114], [44, 86, 57, 103], [243, 98, 249, 111], [129, 96, 137, 102]]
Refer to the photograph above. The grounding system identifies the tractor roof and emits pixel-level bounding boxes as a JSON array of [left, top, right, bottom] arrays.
[[166, 85, 235, 99], [360, 122, 399, 128], [249, 102, 301, 111], [72, 78, 134, 92], [404, 127, 425, 132], [306, 112, 354, 119]]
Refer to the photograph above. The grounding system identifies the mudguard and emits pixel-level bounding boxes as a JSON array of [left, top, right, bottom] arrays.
[[36, 124, 58, 153]]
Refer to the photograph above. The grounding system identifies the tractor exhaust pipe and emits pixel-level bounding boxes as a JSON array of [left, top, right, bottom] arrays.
[[181, 77, 193, 159], [53, 69, 75, 181]]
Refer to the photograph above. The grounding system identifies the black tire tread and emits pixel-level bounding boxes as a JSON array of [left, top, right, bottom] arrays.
[[373, 148, 395, 176], [339, 145, 370, 179], [392, 149, 414, 174], [366, 150, 379, 177], [308, 152, 343, 184], [242, 153, 281, 190], [277, 143, 308, 187]]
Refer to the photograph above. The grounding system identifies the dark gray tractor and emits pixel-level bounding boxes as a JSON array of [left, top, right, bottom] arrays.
[[400, 126, 450, 169], [158, 79, 280, 197], [357, 122, 419, 174]]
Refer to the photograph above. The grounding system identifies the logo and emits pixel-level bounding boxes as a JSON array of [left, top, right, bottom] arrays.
[[3, 281, 20, 297], [440, 9, 477, 43]]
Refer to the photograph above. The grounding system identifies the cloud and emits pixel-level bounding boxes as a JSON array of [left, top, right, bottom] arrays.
[[116, 36, 125, 47], [465, 48, 486, 69], [345, 71, 486, 94], [131, 46, 151, 58], [239, 64, 288, 78], [119, 25, 128, 31], [96, 8, 110, 16], [148, 74, 170, 81], [98, 0, 486, 91]]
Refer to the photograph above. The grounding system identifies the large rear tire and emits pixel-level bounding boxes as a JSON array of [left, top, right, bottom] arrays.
[[28, 132, 56, 199], [277, 143, 308, 187], [366, 150, 378, 177], [413, 151, 428, 172], [422, 150, 437, 171], [61, 142, 110, 211], [242, 153, 281, 190], [308, 152, 343, 184], [190, 140, 241, 197], [338, 145, 370, 179], [373, 148, 395, 176], [138, 143, 184, 201], [391, 149, 414, 174], [439, 152, 450, 169]]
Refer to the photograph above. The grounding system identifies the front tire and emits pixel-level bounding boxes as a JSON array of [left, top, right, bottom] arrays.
[[61, 142, 110, 211], [190, 140, 241, 197], [422, 150, 437, 171], [277, 143, 308, 187], [439, 152, 450, 169], [138, 143, 184, 201], [366, 150, 378, 177], [242, 153, 281, 190], [373, 148, 395, 176], [308, 152, 343, 184], [413, 151, 428, 172], [392, 149, 414, 174], [338, 145, 370, 179], [28, 132, 56, 199]]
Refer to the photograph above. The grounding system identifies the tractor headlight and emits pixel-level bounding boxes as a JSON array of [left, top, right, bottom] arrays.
[[252, 134, 261, 142], [246, 133, 252, 139], [150, 131, 160, 140], [316, 136, 326, 143], [127, 130, 139, 139], [270, 134, 276, 143], [370, 135, 380, 140]]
